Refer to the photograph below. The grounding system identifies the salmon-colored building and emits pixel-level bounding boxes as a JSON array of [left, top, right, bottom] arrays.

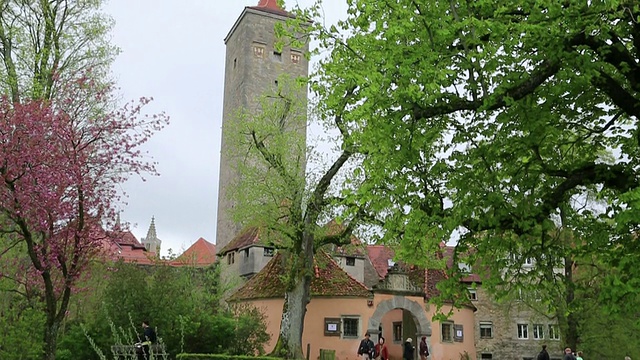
[[218, 228, 477, 360]]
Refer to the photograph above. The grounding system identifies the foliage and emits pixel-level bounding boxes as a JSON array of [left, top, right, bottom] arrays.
[[297, 0, 640, 351], [67, 261, 270, 358], [176, 355, 283, 360], [0, 0, 118, 102], [223, 70, 361, 359]]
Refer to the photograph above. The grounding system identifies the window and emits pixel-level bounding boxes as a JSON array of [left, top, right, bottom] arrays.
[[324, 318, 340, 336], [468, 288, 478, 301], [480, 322, 493, 339], [481, 354, 492, 360], [517, 324, 529, 339], [291, 51, 301, 64], [393, 322, 402, 342], [253, 44, 265, 58], [533, 324, 544, 339], [342, 317, 359, 338], [454, 324, 463, 342], [264, 247, 274, 257], [272, 51, 282, 61], [458, 262, 471, 272], [244, 248, 249, 258], [346, 257, 356, 266], [548, 325, 560, 340], [524, 257, 534, 267], [227, 252, 235, 265], [441, 322, 453, 342]]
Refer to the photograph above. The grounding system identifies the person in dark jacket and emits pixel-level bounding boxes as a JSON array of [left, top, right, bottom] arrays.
[[537, 345, 550, 360], [358, 332, 375, 360], [419, 336, 429, 360], [563, 348, 576, 360], [137, 320, 157, 360], [403, 338, 415, 360]]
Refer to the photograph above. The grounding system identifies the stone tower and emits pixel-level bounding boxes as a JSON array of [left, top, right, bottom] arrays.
[[141, 216, 162, 255], [216, 0, 309, 250]]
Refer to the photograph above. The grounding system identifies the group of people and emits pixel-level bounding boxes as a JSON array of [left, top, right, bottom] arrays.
[[538, 345, 589, 360], [358, 332, 430, 360]]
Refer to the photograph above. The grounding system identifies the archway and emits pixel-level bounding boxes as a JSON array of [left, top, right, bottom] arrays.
[[367, 296, 432, 337]]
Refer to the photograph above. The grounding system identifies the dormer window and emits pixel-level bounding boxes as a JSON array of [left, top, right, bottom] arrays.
[[264, 247, 274, 257], [346, 257, 355, 266]]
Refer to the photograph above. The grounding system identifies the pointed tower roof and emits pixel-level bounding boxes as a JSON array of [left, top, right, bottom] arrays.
[[248, 0, 290, 17], [145, 216, 158, 240]]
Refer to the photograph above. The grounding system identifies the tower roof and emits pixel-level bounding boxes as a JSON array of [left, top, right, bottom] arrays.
[[145, 216, 158, 241], [248, 0, 290, 17]]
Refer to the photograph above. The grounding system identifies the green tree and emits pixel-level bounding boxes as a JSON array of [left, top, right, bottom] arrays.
[[224, 76, 360, 359], [303, 0, 640, 351], [0, 0, 117, 102]]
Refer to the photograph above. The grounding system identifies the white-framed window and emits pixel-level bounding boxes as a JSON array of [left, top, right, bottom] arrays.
[[548, 325, 560, 340], [480, 322, 493, 339], [342, 316, 360, 338], [524, 257, 534, 267], [441, 322, 454, 342], [517, 323, 529, 339], [533, 324, 544, 339], [468, 288, 478, 301]]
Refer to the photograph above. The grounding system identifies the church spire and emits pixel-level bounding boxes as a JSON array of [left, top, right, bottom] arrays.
[[145, 216, 158, 241], [256, 0, 284, 11]]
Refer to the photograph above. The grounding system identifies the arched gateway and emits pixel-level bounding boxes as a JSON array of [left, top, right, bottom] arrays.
[[366, 296, 432, 337]]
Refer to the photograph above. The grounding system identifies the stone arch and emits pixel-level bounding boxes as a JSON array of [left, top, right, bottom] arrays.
[[367, 296, 431, 337]]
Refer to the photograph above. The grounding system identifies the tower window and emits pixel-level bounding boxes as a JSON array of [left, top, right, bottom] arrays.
[[291, 51, 301, 64], [253, 44, 265, 58], [272, 51, 282, 62], [233, 58, 237, 69]]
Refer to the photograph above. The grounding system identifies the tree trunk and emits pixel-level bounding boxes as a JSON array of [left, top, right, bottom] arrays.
[[44, 318, 60, 360], [271, 231, 314, 359]]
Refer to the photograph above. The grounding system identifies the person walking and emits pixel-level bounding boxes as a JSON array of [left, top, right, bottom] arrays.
[[358, 332, 375, 360], [537, 345, 550, 360], [403, 338, 415, 360], [563, 348, 576, 360], [419, 336, 429, 360], [375, 336, 389, 360], [576, 351, 583, 360]]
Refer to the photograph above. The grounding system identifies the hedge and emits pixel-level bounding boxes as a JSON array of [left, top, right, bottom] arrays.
[[176, 355, 283, 360]]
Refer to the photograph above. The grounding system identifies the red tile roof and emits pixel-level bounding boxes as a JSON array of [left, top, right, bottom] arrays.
[[367, 245, 395, 279], [174, 237, 216, 266], [248, 0, 291, 17], [218, 227, 262, 255], [229, 250, 371, 301]]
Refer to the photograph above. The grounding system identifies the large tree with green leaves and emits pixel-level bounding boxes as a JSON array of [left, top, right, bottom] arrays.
[[302, 0, 640, 350], [224, 75, 360, 359]]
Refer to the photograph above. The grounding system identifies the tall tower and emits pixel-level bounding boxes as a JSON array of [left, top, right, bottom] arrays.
[[141, 216, 162, 255], [216, 0, 309, 250]]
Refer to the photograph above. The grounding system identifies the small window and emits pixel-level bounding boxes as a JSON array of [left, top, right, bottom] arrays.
[[290, 51, 301, 64], [480, 322, 493, 339], [453, 324, 463, 342], [517, 324, 529, 339], [272, 51, 282, 62], [481, 354, 492, 360], [342, 317, 359, 338], [548, 325, 560, 340], [468, 288, 477, 301], [253, 44, 265, 58], [227, 252, 235, 265], [244, 248, 249, 258], [324, 318, 341, 336], [393, 322, 402, 342], [441, 322, 453, 342], [264, 247, 274, 257], [233, 58, 237, 69], [533, 324, 544, 339], [346, 257, 356, 266]]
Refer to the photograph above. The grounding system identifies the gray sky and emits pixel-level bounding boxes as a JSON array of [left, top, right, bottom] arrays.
[[104, 0, 347, 256]]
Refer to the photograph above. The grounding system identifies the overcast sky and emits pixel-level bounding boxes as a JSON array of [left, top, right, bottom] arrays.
[[104, 0, 348, 256]]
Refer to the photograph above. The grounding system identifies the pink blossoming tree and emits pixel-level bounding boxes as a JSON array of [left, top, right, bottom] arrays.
[[0, 77, 168, 360]]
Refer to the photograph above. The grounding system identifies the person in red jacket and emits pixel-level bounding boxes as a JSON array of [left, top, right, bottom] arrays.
[[419, 336, 429, 360], [375, 336, 389, 360]]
